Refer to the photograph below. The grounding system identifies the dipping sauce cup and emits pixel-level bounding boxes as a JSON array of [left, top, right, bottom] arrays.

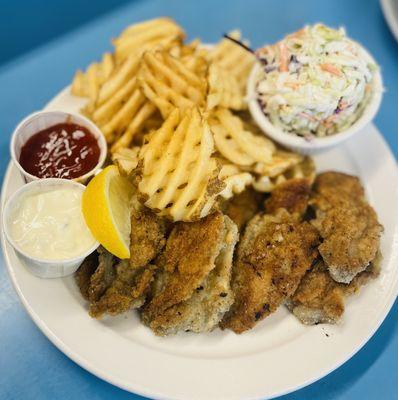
[[10, 111, 107, 183], [3, 178, 99, 278]]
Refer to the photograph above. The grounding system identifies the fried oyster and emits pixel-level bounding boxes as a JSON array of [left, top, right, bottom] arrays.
[[286, 255, 381, 325], [141, 212, 239, 336], [264, 178, 312, 218], [221, 188, 265, 231], [129, 207, 171, 269], [75, 208, 169, 318], [311, 172, 383, 283], [221, 209, 319, 333]]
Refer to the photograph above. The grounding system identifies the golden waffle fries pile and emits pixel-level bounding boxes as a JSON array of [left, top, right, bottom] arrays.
[[71, 17, 315, 221], [71, 18, 249, 150]]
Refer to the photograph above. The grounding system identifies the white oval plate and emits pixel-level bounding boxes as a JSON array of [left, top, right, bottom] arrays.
[[1, 87, 398, 400]]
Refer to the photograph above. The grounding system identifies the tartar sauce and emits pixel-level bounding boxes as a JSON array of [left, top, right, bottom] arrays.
[[9, 186, 96, 260]]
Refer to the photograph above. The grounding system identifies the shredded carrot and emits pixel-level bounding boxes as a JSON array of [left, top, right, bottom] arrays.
[[279, 42, 289, 72], [298, 112, 317, 122], [322, 114, 337, 127], [285, 82, 301, 90], [320, 63, 343, 77]]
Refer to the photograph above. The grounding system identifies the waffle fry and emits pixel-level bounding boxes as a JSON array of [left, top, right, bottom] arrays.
[[113, 17, 185, 62], [71, 53, 115, 98], [210, 108, 275, 166], [238, 110, 266, 135], [207, 64, 244, 110], [250, 150, 303, 176], [170, 39, 200, 58], [208, 30, 255, 92], [71, 70, 86, 97], [96, 55, 141, 107], [284, 156, 316, 183], [91, 76, 138, 126], [253, 156, 315, 192], [98, 79, 147, 141], [111, 101, 157, 152], [177, 40, 209, 77], [182, 49, 209, 77], [112, 147, 140, 176], [218, 163, 253, 199], [81, 55, 141, 122], [138, 50, 207, 119], [136, 108, 224, 221], [130, 111, 164, 147]]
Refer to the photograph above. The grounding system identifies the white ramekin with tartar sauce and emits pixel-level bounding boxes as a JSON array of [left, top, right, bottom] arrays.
[[3, 178, 99, 278]]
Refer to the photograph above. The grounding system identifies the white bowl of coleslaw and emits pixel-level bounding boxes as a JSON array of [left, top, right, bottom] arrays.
[[247, 24, 383, 154]]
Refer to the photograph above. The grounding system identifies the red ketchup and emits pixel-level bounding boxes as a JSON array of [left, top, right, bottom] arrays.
[[19, 123, 101, 179]]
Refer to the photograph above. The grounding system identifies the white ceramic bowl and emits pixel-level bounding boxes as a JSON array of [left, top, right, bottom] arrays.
[[2, 178, 99, 278], [247, 50, 383, 155], [10, 110, 107, 182]]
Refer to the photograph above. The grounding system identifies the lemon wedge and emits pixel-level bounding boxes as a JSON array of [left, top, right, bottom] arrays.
[[82, 165, 134, 259]]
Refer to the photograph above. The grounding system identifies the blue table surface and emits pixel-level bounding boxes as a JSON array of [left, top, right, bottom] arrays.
[[0, 0, 397, 399], [0, 0, 132, 66]]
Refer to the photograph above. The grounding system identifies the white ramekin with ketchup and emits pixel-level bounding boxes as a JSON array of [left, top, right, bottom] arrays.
[[10, 110, 107, 183]]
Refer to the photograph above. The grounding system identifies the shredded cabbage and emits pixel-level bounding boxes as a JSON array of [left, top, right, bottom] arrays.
[[255, 24, 377, 138]]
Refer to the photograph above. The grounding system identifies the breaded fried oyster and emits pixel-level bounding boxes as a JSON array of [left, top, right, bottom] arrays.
[[264, 178, 312, 218], [221, 209, 319, 333], [286, 256, 381, 325], [221, 188, 265, 231], [130, 207, 171, 268], [141, 212, 239, 336], [75, 208, 169, 318], [89, 260, 157, 318], [311, 172, 383, 283], [75, 246, 116, 312], [75, 247, 157, 319], [286, 260, 345, 325]]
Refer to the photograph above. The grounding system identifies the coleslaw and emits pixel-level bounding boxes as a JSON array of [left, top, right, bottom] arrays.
[[254, 24, 378, 138]]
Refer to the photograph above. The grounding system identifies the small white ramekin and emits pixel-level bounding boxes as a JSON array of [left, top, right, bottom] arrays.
[[2, 178, 99, 279], [10, 110, 107, 183], [247, 50, 383, 155]]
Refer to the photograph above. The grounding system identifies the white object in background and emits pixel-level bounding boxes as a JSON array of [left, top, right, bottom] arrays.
[[10, 110, 107, 183], [381, 0, 398, 41], [3, 178, 98, 278]]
